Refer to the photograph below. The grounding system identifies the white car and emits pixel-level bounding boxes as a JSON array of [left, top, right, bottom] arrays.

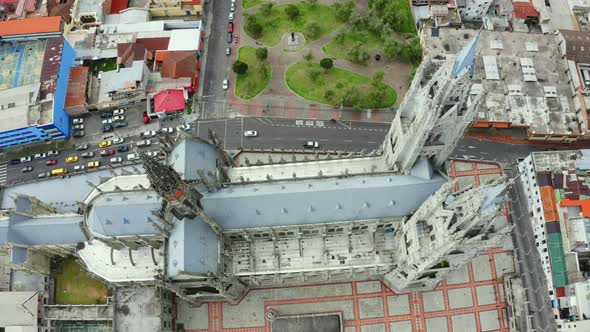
[[177, 124, 191, 131], [20, 156, 32, 163], [110, 157, 123, 164], [230, 2, 235, 11], [47, 150, 59, 156], [137, 139, 151, 147], [102, 118, 112, 124], [113, 109, 125, 116], [74, 165, 86, 171], [73, 124, 84, 130], [141, 130, 157, 138], [229, 12, 234, 21], [304, 141, 319, 149], [160, 127, 174, 134], [127, 153, 139, 161], [113, 137, 124, 144], [72, 118, 83, 124], [146, 151, 159, 157], [222, 79, 229, 90], [244, 130, 258, 137], [113, 115, 125, 122], [34, 153, 47, 159]]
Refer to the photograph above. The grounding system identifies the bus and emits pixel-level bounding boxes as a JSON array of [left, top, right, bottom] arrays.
[[51, 168, 68, 176]]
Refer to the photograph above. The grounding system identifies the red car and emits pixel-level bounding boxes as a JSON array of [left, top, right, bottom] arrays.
[[100, 149, 115, 157], [143, 111, 150, 124], [234, 36, 239, 44], [228, 22, 233, 33], [45, 159, 57, 166]]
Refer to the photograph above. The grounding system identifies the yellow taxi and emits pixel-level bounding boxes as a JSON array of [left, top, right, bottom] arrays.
[[65, 155, 79, 163], [87, 161, 100, 168], [99, 140, 112, 148]]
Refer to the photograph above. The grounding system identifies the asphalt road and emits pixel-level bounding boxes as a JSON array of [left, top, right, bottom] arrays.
[[200, 0, 233, 119], [507, 167, 557, 332], [452, 137, 557, 167]]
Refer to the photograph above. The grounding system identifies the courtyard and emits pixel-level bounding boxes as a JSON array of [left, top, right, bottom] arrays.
[[54, 258, 109, 305]]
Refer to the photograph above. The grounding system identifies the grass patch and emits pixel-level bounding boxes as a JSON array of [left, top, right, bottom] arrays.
[[322, 27, 385, 62], [235, 46, 271, 99], [285, 62, 397, 109], [54, 259, 108, 305], [243, 0, 265, 9], [391, 0, 415, 34], [245, 3, 341, 46], [86, 58, 117, 75]]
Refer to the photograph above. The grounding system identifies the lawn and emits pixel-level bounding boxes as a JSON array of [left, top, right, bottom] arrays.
[[54, 259, 108, 305], [322, 27, 385, 62], [285, 62, 397, 109], [392, 0, 415, 33], [245, 3, 341, 46], [235, 46, 271, 99], [243, 0, 265, 9], [87, 58, 117, 75]]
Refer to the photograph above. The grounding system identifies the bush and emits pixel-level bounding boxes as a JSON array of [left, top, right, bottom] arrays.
[[304, 22, 321, 39], [319, 58, 334, 70], [261, 2, 273, 15], [233, 61, 249, 74], [348, 43, 370, 64], [248, 21, 263, 37], [285, 4, 300, 20], [333, 1, 354, 22], [307, 68, 322, 81], [304, 50, 314, 61], [334, 30, 346, 44], [256, 47, 268, 61], [324, 90, 335, 100], [306, 0, 318, 8]]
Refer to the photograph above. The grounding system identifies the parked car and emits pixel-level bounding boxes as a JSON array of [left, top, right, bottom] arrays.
[[76, 144, 89, 151], [143, 111, 150, 124], [20, 156, 32, 163], [114, 121, 128, 128], [303, 141, 319, 149], [38, 172, 50, 179], [113, 137, 124, 144], [45, 159, 57, 166], [102, 118, 113, 125], [100, 149, 115, 156], [72, 118, 84, 124], [34, 153, 47, 159], [222, 79, 229, 90], [110, 157, 123, 164], [81, 151, 94, 159], [234, 36, 239, 44], [141, 130, 157, 138], [227, 32, 232, 43], [244, 130, 258, 137], [21, 166, 33, 173], [113, 115, 125, 122], [228, 22, 233, 33], [146, 151, 159, 157], [73, 130, 85, 138], [113, 108, 125, 116], [117, 145, 129, 153], [136, 139, 151, 148], [160, 127, 174, 134], [99, 140, 112, 148], [226, 47, 231, 56], [87, 161, 100, 168], [100, 111, 113, 119], [127, 153, 139, 161], [74, 165, 86, 171], [101, 124, 113, 133], [47, 150, 59, 156], [177, 124, 191, 131], [66, 155, 79, 163], [229, 12, 234, 21], [230, 2, 235, 11], [73, 124, 84, 130], [9, 159, 20, 165]]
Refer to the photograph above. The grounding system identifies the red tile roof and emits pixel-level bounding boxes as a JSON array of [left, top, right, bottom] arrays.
[[182, 0, 201, 5], [154, 89, 186, 113], [117, 42, 146, 67], [136, 37, 170, 51], [160, 51, 197, 79], [513, 2, 539, 20], [0, 16, 61, 36], [110, 0, 129, 14], [561, 199, 590, 218], [66, 66, 88, 108]]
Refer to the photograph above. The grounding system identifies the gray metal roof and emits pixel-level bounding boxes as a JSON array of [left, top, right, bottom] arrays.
[[167, 218, 219, 277], [10, 247, 28, 264], [168, 138, 218, 181], [0, 213, 85, 246], [86, 190, 161, 238], [200, 172, 446, 230]]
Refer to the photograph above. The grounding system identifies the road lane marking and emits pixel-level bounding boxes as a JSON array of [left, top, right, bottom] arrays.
[[344, 140, 353, 142], [368, 141, 377, 144]]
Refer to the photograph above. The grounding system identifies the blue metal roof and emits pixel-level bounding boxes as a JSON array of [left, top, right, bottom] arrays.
[[86, 190, 161, 238], [200, 172, 446, 230], [0, 213, 85, 246], [167, 218, 219, 277], [452, 37, 478, 78], [168, 138, 218, 181]]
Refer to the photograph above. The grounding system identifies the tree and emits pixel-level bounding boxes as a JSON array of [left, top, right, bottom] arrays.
[[342, 87, 360, 107], [400, 38, 423, 64], [371, 70, 384, 87], [304, 22, 321, 39], [256, 47, 268, 61], [261, 2, 273, 16], [324, 90, 335, 100], [333, 1, 354, 22], [307, 68, 321, 81], [334, 30, 346, 44], [232, 61, 248, 75], [348, 42, 370, 64], [319, 58, 334, 70], [248, 21, 263, 38], [285, 4, 300, 20], [384, 39, 403, 60], [304, 50, 314, 61], [306, 0, 318, 8]]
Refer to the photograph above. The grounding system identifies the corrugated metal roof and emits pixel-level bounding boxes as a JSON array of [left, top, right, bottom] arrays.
[[0, 213, 85, 246], [0, 16, 61, 36], [200, 173, 446, 230], [167, 218, 219, 277], [168, 138, 218, 181], [548, 233, 568, 287], [65, 66, 88, 108]]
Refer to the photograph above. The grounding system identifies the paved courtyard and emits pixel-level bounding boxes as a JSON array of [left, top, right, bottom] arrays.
[[178, 160, 514, 332]]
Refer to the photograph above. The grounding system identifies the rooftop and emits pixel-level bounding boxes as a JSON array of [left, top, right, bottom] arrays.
[[65, 66, 88, 108], [0, 212, 85, 246], [167, 29, 200, 51], [560, 30, 590, 64], [168, 137, 218, 181], [0, 16, 61, 37], [425, 28, 579, 136], [153, 88, 185, 113], [105, 60, 146, 92], [0, 291, 38, 327], [159, 50, 197, 79], [167, 218, 219, 278]]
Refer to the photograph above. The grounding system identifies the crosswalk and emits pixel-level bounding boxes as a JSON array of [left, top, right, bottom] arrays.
[[0, 162, 7, 186]]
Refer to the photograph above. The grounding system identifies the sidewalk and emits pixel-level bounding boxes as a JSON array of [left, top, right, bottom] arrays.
[[465, 130, 590, 148]]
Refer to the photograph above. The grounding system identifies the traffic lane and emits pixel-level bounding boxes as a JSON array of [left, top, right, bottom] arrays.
[[453, 137, 555, 166]]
